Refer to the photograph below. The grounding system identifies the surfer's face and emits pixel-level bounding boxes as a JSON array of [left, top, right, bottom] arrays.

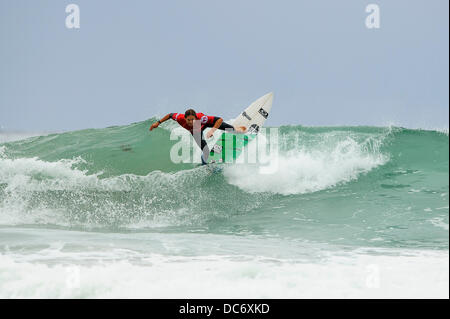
[[185, 115, 196, 128]]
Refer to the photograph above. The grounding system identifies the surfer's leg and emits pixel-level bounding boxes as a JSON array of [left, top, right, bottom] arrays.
[[192, 131, 210, 165], [200, 137, 209, 165]]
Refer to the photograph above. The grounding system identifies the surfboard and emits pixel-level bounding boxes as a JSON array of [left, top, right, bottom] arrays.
[[207, 92, 274, 164]]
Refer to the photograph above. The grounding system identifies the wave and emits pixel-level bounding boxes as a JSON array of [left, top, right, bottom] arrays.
[[0, 119, 448, 247]]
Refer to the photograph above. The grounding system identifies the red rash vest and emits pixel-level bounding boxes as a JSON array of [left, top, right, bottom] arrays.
[[171, 113, 217, 133]]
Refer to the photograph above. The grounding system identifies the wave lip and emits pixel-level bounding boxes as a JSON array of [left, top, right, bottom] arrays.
[[225, 130, 389, 195]]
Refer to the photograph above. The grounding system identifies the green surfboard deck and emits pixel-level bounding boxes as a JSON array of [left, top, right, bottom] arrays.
[[208, 133, 254, 164]]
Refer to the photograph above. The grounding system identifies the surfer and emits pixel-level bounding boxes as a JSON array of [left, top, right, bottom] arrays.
[[149, 109, 246, 164]]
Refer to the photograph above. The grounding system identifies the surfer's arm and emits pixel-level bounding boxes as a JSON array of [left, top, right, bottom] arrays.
[[149, 113, 172, 131], [205, 117, 223, 138]]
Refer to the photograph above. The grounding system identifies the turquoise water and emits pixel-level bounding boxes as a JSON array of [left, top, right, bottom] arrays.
[[0, 120, 448, 298]]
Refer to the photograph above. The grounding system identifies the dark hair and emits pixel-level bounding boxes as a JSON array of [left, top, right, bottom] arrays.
[[185, 109, 196, 117]]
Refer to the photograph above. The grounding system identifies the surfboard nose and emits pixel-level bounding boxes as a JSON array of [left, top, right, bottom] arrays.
[[264, 92, 274, 103], [264, 92, 274, 107]]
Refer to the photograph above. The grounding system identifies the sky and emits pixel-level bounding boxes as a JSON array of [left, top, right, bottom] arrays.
[[0, 0, 448, 132]]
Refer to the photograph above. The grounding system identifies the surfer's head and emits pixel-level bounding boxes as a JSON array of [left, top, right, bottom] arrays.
[[184, 109, 196, 127]]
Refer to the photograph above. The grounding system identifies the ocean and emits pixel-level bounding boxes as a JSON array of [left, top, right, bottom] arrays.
[[0, 119, 448, 298]]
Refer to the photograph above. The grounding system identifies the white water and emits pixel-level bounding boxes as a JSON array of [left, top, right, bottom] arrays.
[[0, 245, 447, 298], [224, 132, 388, 195]]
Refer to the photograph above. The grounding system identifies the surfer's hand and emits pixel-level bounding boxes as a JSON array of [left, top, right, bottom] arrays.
[[206, 130, 215, 139], [149, 122, 159, 131]]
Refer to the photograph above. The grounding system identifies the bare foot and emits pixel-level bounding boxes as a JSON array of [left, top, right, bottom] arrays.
[[234, 126, 247, 133]]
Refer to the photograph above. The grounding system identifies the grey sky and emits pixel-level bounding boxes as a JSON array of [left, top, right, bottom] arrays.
[[0, 0, 448, 132]]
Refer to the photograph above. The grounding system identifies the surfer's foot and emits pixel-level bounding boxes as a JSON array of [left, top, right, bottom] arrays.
[[201, 154, 208, 165]]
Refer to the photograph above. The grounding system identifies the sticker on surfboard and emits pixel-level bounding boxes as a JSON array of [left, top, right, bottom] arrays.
[[247, 124, 260, 134]]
